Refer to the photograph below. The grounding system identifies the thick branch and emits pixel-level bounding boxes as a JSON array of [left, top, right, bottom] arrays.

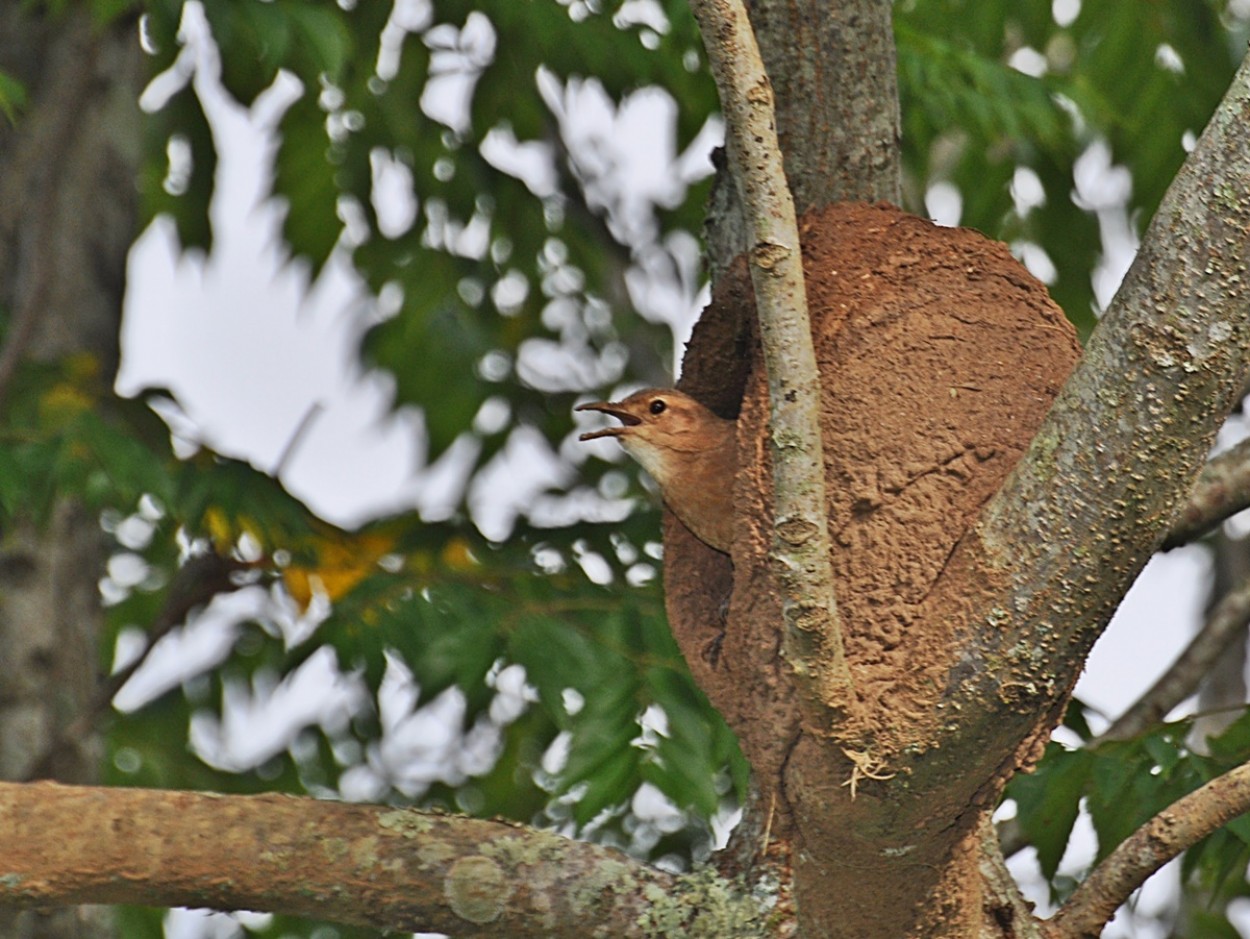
[[0, 780, 770, 935], [688, 0, 849, 714], [746, 0, 900, 210], [0, 781, 765, 937], [1042, 761, 1250, 939], [1164, 437, 1250, 549], [978, 816, 1043, 938], [948, 52, 1250, 738], [1098, 578, 1250, 743]]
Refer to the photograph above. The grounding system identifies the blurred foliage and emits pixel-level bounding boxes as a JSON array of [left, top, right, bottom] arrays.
[[0, 68, 26, 125], [898, 0, 1246, 333], [5, 0, 1250, 936]]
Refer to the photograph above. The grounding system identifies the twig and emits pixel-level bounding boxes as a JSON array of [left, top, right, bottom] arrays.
[[1096, 578, 1250, 744], [760, 789, 776, 854], [273, 402, 325, 477], [839, 747, 895, 801], [686, 0, 849, 714], [1164, 438, 1250, 549], [1042, 760, 1250, 939]]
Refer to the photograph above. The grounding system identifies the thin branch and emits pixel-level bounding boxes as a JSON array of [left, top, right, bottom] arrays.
[[686, 0, 850, 713], [22, 552, 249, 781], [272, 402, 325, 477], [978, 815, 1044, 939], [1097, 578, 1250, 744], [1164, 437, 1250, 549], [996, 814, 1029, 860], [1042, 761, 1250, 939], [0, 781, 771, 937]]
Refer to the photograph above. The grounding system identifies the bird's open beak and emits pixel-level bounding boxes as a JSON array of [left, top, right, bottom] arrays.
[[576, 401, 641, 441]]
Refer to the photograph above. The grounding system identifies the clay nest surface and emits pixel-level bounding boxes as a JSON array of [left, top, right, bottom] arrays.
[[669, 201, 1082, 779]]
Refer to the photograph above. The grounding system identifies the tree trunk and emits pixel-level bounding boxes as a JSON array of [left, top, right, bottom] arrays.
[[0, 5, 143, 936]]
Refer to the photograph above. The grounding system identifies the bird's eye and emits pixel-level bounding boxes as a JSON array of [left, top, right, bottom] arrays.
[[649, 399, 667, 415]]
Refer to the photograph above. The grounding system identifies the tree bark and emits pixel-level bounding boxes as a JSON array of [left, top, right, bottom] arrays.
[[746, 0, 901, 211], [1164, 438, 1250, 548], [2, 3, 1249, 938], [0, 781, 771, 938], [0, 5, 143, 937], [705, 0, 901, 271]]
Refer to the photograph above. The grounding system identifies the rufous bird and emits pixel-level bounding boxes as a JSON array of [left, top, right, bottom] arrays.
[[577, 389, 737, 554]]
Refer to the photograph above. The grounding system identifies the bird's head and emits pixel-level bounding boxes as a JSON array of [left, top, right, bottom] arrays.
[[576, 388, 733, 487], [577, 388, 738, 553]]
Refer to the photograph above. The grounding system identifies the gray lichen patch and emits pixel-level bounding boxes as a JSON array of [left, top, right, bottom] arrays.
[[416, 841, 457, 870], [376, 808, 434, 838], [638, 866, 771, 938], [445, 855, 512, 924], [567, 857, 638, 917]]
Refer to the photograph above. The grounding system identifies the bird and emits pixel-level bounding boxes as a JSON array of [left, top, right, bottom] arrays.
[[577, 388, 737, 554]]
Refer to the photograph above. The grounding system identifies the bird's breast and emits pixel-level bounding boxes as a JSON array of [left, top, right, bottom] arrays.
[[631, 435, 736, 553]]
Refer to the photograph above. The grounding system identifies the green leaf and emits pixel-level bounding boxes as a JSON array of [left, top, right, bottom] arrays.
[[1182, 826, 1250, 904], [87, 0, 139, 26], [1204, 708, 1250, 761], [200, 0, 280, 105], [273, 93, 341, 272], [569, 737, 637, 827], [360, 285, 489, 461], [897, 0, 1239, 329], [282, 1, 353, 82], [1007, 743, 1093, 881], [141, 83, 216, 252], [1062, 699, 1095, 742], [113, 906, 164, 939], [0, 69, 27, 125]]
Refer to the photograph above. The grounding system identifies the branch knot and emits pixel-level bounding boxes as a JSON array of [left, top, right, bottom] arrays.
[[751, 240, 792, 272], [775, 515, 818, 546]]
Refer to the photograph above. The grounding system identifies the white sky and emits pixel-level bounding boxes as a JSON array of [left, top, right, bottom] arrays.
[[119, 54, 425, 525], [119, 1, 712, 530]]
